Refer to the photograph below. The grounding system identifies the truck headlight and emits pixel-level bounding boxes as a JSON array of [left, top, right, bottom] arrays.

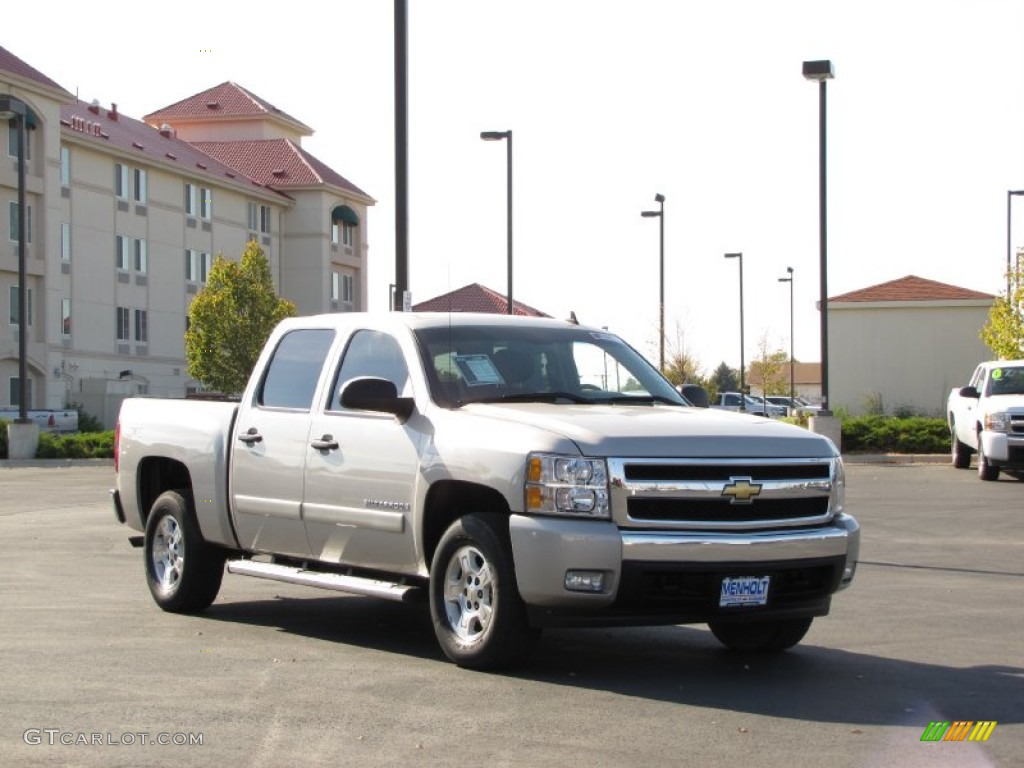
[[985, 412, 1010, 433], [830, 458, 846, 518], [525, 454, 610, 519]]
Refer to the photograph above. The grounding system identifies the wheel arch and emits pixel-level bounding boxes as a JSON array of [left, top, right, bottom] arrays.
[[136, 457, 193, 528], [421, 480, 510, 571]]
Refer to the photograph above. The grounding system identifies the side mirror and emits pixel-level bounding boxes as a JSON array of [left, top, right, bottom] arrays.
[[958, 385, 980, 399], [680, 384, 710, 408], [340, 377, 415, 422]]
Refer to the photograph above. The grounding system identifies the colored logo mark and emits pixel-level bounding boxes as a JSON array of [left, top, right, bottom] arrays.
[[920, 721, 997, 742]]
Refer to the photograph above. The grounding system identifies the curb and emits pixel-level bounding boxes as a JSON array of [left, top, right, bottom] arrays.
[[841, 454, 948, 465], [0, 458, 114, 469]]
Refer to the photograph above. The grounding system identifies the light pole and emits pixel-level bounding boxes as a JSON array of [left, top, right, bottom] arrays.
[[803, 59, 834, 415], [1007, 190, 1024, 297], [724, 252, 745, 408], [0, 96, 29, 422], [481, 130, 513, 314], [641, 193, 666, 371], [779, 267, 795, 405]]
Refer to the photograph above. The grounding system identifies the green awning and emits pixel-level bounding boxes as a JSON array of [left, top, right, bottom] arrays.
[[331, 205, 359, 225]]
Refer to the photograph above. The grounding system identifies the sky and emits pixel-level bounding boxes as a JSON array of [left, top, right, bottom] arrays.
[[7, 0, 1024, 375]]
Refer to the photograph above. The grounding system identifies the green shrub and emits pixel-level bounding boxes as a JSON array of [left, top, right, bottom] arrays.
[[66, 402, 104, 433], [35, 431, 115, 459], [840, 415, 948, 454]]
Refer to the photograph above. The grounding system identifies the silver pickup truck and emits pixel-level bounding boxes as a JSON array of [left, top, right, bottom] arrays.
[[113, 313, 859, 669]]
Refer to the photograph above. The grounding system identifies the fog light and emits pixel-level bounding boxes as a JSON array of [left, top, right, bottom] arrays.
[[838, 561, 857, 589], [565, 570, 605, 593]]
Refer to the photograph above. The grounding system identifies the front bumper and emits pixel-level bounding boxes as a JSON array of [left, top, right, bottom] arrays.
[[509, 513, 859, 626], [980, 430, 1024, 467]]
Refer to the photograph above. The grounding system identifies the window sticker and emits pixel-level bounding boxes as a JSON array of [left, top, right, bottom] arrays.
[[453, 354, 505, 386], [992, 368, 1003, 380]]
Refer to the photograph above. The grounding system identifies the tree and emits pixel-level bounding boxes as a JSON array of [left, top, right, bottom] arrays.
[[186, 241, 296, 394], [662, 321, 707, 389], [749, 333, 790, 396], [980, 265, 1024, 359], [709, 362, 738, 399]]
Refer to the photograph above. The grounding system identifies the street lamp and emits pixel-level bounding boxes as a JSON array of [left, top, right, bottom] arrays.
[[641, 193, 666, 371], [480, 130, 513, 314], [778, 267, 795, 405], [724, 252, 745, 408], [0, 96, 29, 423], [803, 59, 834, 415], [1007, 190, 1024, 297]]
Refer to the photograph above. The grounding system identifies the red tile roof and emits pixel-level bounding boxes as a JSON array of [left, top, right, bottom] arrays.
[[144, 82, 312, 134], [0, 44, 67, 92], [413, 283, 551, 317], [60, 102, 289, 200], [192, 139, 370, 198], [829, 275, 993, 303]]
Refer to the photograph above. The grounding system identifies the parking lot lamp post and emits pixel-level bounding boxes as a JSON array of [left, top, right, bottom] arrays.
[[803, 59, 834, 414], [0, 96, 29, 422], [1007, 190, 1024, 296], [480, 130, 513, 314], [779, 267, 795, 405], [724, 252, 745, 410], [641, 193, 666, 371]]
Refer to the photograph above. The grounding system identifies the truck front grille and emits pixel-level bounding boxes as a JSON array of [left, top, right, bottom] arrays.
[[608, 458, 838, 531]]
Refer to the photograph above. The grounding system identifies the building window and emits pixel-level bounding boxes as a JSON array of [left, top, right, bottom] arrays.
[[116, 235, 129, 270], [342, 222, 355, 247], [60, 146, 70, 187], [247, 202, 258, 231], [331, 223, 339, 245], [200, 187, 212, 220], [260, 204, 271, 234], [9, 377, 33, 409], [331, 272, 339, 301], [8, 202, 32, 242], [115, 163, 129, 199], [134, 309, 148, 342], [6, 122, 31, 160], [185, 249, 211, 283], [9, 286, 32, 326], [134, 238, 147, 273], [343, 274, 355, 304], [61, 298, 71, 337], [184, 183, 196, 216], [116, 306, 130, 341], [134, 168, 147, 203], [61, 222, 71, 262]]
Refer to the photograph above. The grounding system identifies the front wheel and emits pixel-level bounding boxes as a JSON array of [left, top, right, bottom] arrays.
[[708, 617, 813, 652], [977, 436, 1000, 481], [429, 514, 539, 669], [144, 490, 225, 613]]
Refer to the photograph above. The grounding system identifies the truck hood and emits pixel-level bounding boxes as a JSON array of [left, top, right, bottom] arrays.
[[459, 403, 837, 459]]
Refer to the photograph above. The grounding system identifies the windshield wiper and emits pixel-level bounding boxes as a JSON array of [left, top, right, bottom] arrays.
[[473, 391, 591, 404]]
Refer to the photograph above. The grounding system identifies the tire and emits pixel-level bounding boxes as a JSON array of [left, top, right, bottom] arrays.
[[708, 617, 813, 652], [950, 421, 971, 469], [429, 514, 539, 669], [977, 436, 1000, 481], [144, 490, 225, 613]]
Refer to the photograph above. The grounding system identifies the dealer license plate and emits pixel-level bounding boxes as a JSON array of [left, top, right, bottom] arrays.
[[719, 576, 771, 607]]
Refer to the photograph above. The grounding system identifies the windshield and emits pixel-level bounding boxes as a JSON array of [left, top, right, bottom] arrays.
[[415, 324, 687, 408], [985, 366, 1024, 396]]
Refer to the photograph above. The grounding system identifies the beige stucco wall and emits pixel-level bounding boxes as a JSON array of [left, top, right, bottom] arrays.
[[166, 119, 306, 145], [828, 300, 994, 416]]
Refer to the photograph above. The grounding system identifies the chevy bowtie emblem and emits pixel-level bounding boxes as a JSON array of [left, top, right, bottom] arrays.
[[721, 477, 762, 504]]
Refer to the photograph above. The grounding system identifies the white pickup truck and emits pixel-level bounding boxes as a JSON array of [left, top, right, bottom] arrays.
[[947, 359, 1024, 480], [113, 313, 859, 669]]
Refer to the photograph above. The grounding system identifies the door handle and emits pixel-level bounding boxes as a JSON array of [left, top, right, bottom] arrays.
[[237, 427, 263, 445], [311, 434, 339, 451]]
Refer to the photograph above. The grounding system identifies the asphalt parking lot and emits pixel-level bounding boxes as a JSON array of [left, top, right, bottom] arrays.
[[0, 462, 1020, 767]]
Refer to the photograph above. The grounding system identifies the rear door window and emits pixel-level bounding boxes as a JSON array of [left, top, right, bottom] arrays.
[[258, 329, 335, 409]]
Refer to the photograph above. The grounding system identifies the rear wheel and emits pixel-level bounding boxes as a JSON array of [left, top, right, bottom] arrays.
[[144, 490, 225, 613], [950, 421, 971, 469], [708, 617, 813, 652], [977, 435, 1000, 481], [429, 514, 539, 669]]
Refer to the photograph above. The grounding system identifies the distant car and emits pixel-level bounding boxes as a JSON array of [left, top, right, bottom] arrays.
[[711, 392, 786, 418], [765, 396, 820, 416]]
